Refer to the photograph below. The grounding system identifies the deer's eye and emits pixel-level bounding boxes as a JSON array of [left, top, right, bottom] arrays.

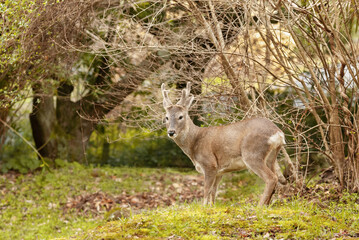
[[165, 117, 169, 121], [179, 116, 183, 120]]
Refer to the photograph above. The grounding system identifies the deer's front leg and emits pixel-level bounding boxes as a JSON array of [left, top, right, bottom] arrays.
[[203, 172, 217, 205]]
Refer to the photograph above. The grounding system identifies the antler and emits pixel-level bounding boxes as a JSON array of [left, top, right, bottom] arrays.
[[177, 82, 194, 109], [161, 83, 173, 108]]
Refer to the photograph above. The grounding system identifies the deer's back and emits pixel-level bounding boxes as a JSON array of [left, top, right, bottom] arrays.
[[193, 117, 283, 169]]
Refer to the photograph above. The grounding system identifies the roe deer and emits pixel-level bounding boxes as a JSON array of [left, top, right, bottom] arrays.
[[161, 82, 287, 206]]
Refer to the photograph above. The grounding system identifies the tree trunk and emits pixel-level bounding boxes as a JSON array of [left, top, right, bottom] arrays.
[[0, 107, 8, 150], [54, 54, 163, 162], [56, 82, 94, 163], [29, 84, 57, 162], [27, 43, 170, 164], [328, 62, 346, 188]]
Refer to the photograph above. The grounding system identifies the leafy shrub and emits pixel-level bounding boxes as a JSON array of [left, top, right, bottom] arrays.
[[86, 126, 191, 168], [0, 120, 40, 173]]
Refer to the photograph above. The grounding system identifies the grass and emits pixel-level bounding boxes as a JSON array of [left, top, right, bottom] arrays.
[[79, 202, 359, 239], [0, 162, 185, 240], [0, 162, 358, 239]]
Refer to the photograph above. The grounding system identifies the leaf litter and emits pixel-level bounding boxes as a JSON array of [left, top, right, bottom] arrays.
[[62, 173, 204, 217]]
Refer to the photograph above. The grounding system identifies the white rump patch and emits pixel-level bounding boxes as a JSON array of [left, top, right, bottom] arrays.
[[268, 131, 285, 147]]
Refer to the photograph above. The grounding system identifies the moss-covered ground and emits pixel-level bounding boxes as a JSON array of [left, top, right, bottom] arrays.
[[1, 162, 358, 239]]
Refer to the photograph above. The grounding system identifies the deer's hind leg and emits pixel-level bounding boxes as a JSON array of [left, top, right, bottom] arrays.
[[243, 150, 278, 206], [266, 147, 286, 185], [201, 156, 219, 205], [203, 171, 217, 205], [209, 175, 223, 204]]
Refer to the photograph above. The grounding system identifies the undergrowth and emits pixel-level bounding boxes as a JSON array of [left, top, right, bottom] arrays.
[[0, 163, 358, 240]]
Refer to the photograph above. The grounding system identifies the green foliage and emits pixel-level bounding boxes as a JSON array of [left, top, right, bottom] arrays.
[[87, 126, 191, 168], [0, 0, 36, 69], [0, 116, 190, 172], [0, 120, 40, 173], [0, 0, 38, 112]]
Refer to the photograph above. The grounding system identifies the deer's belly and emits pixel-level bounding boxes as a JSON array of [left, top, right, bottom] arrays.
[[218, 157, 247, 175], [192, 157, 246, 175]]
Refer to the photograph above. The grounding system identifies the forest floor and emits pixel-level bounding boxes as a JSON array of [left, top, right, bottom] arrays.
[[0, 162, 359, 240]]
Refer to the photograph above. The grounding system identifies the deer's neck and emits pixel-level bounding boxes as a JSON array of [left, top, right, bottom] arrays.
[[173, 118, 200, 157]]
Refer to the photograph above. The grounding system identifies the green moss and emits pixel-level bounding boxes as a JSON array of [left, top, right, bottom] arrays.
[[73, 200, 359, 239]]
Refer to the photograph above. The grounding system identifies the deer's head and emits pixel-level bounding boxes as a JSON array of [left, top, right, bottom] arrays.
[[161, 82, 194, 138]]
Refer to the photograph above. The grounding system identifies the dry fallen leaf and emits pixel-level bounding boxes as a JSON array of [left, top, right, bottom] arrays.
[[62, 173, 204, 217]]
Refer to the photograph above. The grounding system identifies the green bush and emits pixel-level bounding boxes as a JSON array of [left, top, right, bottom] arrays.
[[86, 127, 192, 168], [0, 118, 192, 172], [0, 120, 40, 173]]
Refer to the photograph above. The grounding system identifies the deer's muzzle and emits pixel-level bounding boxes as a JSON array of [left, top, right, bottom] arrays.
[[168, 130, 176, 137]]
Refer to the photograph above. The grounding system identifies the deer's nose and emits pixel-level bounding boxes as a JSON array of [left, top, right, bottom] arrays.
[[168, 130, 176, 137]]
